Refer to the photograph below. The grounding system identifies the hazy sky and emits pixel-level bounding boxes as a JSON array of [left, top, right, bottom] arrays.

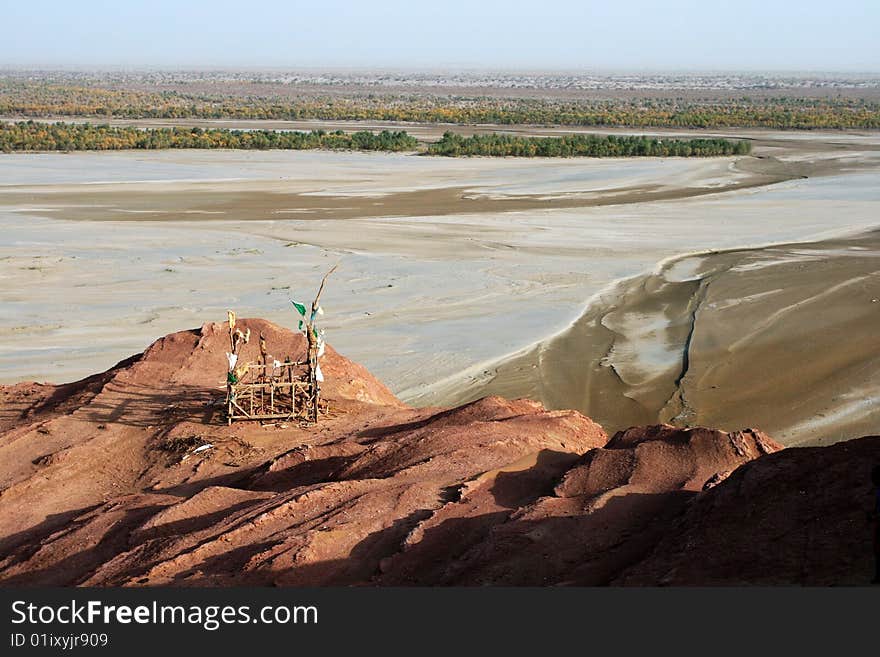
[[3, 0, 878, 71]]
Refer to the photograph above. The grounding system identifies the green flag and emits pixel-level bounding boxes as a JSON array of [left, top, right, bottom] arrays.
[[291, 300, 306, 317]]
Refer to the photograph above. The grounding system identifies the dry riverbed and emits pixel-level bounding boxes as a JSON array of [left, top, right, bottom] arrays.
[[1, 128, 878, 445]]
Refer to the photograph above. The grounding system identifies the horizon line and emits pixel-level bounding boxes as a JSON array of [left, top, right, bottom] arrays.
[[2, 65, 880, 77]]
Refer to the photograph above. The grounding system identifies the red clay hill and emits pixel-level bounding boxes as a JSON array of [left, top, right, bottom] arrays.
[[0, 319, 877, 586]]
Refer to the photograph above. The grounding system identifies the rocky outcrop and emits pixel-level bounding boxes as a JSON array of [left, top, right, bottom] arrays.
[[0, 320, 876, 586], [0, 321, 606, 586], [615, 434, 880, 586], [377, 424, 783, 585]]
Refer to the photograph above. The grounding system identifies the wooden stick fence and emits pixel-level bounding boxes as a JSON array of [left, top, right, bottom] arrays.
[[226, 362, 328, 424], [225, 264, 337, 425]]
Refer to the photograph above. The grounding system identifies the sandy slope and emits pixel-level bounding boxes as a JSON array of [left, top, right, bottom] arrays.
[[448, 230, 880, 445]]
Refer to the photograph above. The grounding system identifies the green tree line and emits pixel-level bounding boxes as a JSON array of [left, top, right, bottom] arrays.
[[0, 122, 751, 157], [0, 122, 419, 152], [0, 121, 752, 157], [427, 132, 751, 157]]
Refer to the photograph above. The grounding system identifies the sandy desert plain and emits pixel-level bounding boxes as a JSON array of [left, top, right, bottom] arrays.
[[1, 123, 879, 447]]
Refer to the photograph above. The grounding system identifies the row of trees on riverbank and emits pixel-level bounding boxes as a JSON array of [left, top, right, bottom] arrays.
[[0, 121, 751, 158], [427, 132, 751, 157], [0, 122, 419, 152]]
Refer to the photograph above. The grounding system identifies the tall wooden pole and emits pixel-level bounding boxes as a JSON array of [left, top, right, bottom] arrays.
[[306, 264, 337, 423]]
